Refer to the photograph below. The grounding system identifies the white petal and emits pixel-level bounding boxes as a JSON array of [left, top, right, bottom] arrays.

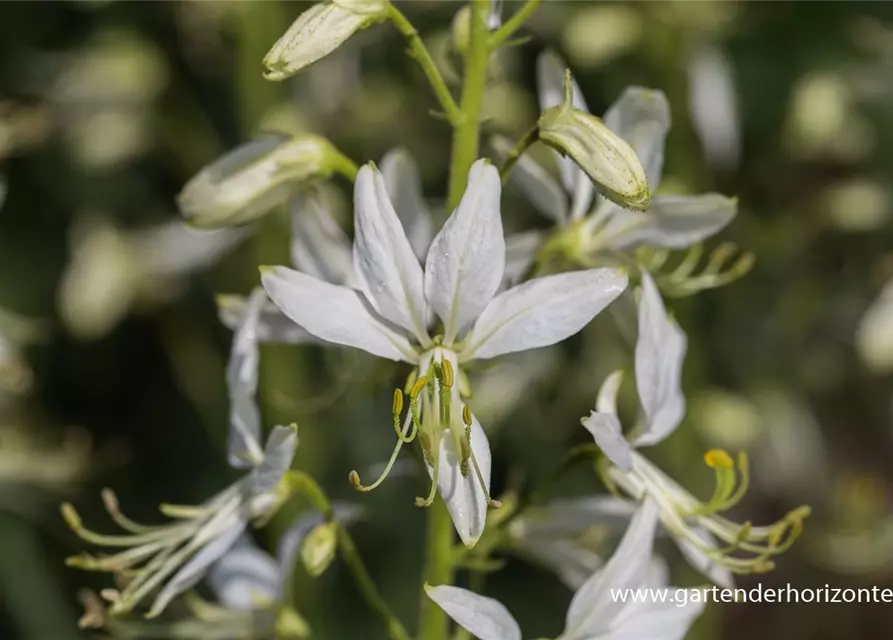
[[381, 148, 434, 259], [424, 160, 505, 342], [262, 266, 416, 362], [517, 536, 604, 590], [251, 425, 298, 495], [132, 222, 247, 278], [433, 413, 490, 548], [208, 542, 280, 609], [503, 230, 544, 287], [537, 50, 590, 194], [605, 598, 705, 640], [688, 44, 740, 170], [226, 288, 266, 469], [461, 268, 627, 361], [290, 190, 355, 286], [612, 194, 738, 250], [353, 164, 429, 340], [425, 585, 522, 640], [857, 276, 893, 373], [582, 371, 632, 472], [604, 87, 671, 191], [491, 135, 568, 224], [516, 495, 639, 539], [676, 526, 735, 588], [218, 294, 318, 344], [633, 273, 687, 447], [562, 499, 660, 640]]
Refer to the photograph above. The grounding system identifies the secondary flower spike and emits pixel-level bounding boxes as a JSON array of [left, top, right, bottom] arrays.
[[262, 158, 628, 547]]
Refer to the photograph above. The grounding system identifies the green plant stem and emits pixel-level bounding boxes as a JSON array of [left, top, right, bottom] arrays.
[[287, 472, 411, 640], [446, 0, 492, 209], [331, 148, 360, 181], [388, 4, 462, 125], [498, 123, 540, 182], [490, 0, 543, 47], [418, 498, 455, 640]]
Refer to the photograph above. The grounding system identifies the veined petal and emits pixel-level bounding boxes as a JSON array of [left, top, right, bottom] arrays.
[[218, 294, 318, 345], [208, 541, 280, 610], [582, 371, 632, 472], [262, 266, 416, 362], [380, 148, 433, 260], [433, 414, 490, 548], [492, 135, 568, 225], [354, 164, 429, 341], [611, 193, 738, 250], [604, 87, 671, 191], [424, 160, 505, 342], [425, 585, 522, 640], [461, 268, 627, 361], [290, 190, 355, 286], [252, 425, 298, 496], [562, 499, 659, 640], [633, 273, 687, 447], [503, 230, 544, 288], [227, 288, 266, 469]]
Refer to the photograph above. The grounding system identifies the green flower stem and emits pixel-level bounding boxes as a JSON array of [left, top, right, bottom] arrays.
[[498, 123, 540, 183], [287, 472, 411, 640], [418, 498, 455, 640], [388, 3, 462, 125], [446, 0, 492, 210], [331, 148, 360, 182], [490, 0, 543, 47]]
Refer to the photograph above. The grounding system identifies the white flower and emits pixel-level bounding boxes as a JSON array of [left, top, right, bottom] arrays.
[[581, 272, 810, 587], [262, 159, 627, 546], [499, 52, 737, 274], [856, 275, 893, 373], [263, 0, 390, 81], [427, 499, 704, 640], [687, 44, 740, 171], [63, 291, 297, 617]]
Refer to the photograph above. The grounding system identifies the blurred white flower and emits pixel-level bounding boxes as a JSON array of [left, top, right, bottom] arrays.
[[856, 276, 893, 373], [687, 44, 740, 170], [262, 159, 627, 546]]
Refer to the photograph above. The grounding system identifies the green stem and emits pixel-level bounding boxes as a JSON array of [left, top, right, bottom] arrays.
[[287, 472, 411, 640], [418, 498, 455, 640], [498, 123, 539, 182], [446, 0, 492, 209], [388, 4, 462, 125], [331, 148, 360, 182], [490, 0, 543, 47]]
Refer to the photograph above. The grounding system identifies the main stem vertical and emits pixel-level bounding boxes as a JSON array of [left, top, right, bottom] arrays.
[[419, 3, 491, 640]]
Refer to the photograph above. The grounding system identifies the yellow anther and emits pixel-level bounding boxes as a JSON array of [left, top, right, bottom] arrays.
[[704, 449, 734, 470], [411, 376, 428, 399], [433, 361, 443, 382], [462, 404, 472, 427], [61, 503, 82, 530], [392, 389, 404, 416], [441, 359, 454, 388], [348, 470, 361, 488]]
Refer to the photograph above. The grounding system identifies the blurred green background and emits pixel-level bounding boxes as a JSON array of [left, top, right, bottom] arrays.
[[1, 1, 893, 638]]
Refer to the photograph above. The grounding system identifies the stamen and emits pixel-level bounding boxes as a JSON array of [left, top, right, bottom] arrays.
[[415, 442, 441, 508], [441, 359, 454, 389], [350, 411, 415, 492], [462, 406, 501, 510], [61, 503, 176, 547], [102, 489, 163, 534]]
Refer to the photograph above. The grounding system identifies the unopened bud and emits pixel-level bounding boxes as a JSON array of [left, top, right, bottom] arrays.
[[275, 606, 312, 639], [300, 521, 338, 577], [451, 6, 471, 57], [178, 134, 340, 229], [264, 0, 390, 81], [538, 72, 650, 211]]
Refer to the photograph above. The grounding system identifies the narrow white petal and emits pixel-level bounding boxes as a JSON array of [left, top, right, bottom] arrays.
[[492, 135, 568, 224], [516, 495, 639, 539], [461, 268, 627, 361], [517, 536, 604, 590], [262, 266, 416, 362], [562, 499, 660, 639], [353, 164, 429, 340], [218, 294, 318, 344], [604, 87, 671, 190], [424, 160, 505, 342], [612, 193, 738, 250], [425, 585, 522, 640], [381, 148, 434, 259], [503, 230, 544, 288], [433, 414, 490, 548], [582, 371, 632, 472], [688, 44, 740, 170], [132, 222, 247, 278], [251, 425, 298, 495], [290, 190, 355, 286], [208, 542, 281, 609], [633, 273, 687, 447], [226, 288, 266, 469]]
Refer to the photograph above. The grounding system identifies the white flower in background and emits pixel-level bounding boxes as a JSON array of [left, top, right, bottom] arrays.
[[856, 275, 893, 373], [687, 44, 741, 171], [582, 272, 810, 586], [427, 499, 704, 640], [497, 51, 737, 280], [63, 291, 297, 617], [263, 0, 390, 81], [58, 215, 246, 339], [262, 159, 627, 546]]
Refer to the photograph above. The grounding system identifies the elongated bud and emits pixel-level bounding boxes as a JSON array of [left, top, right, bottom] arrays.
[[178, 134, 341, 229], [538, 72, 651, 211], [264, 0, 390, 81], [300, 521, 338, 577]]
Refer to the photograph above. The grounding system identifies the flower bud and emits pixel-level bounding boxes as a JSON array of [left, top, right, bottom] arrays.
[[538, 72, 651, 211], [264, 0, 390, 81], [177, 134, 338, 229], [300, 521, 338, 577], [275, 606, 312, 639]]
